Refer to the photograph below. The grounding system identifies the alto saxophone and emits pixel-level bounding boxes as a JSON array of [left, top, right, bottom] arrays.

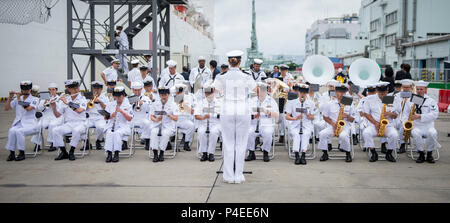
[[377, 104, 389, 137], [334, 104, 346, 137], [403, 104, 416, 142]]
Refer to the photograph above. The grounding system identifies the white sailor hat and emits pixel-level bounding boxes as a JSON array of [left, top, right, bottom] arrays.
[[139, 65, 148, 71], [280, 64, 289, 69], [111, 59, 120, 64], [401, 79, 414, 86], [377, 81, 390, 87], [335, 83, 348, 91], [293, 83, 309, 93], [143, 53, 151, 57], [48, 82, 58, 89], [226, 50, 244, 58], [131, 81, 144, 89], [112, 86, 126, 96], [254, 59, 263, 65], [327, 79, 339, 87], [143, 76, 153, 84], [64, 80, 72, 86], [367, 83, 377, 89], [131, 59, 140, 65], [198, 56, 206, 61], [20, 81, 33, 91], [157, 86, 170, 94], [415, 80, 429, 87], [91, 81, 103, 87], [394, 80, 402, 85], [66, 79, 80, 88], [166, 60, 177, 67], [172, 83, 186, 93], [203, 80, 215, 93]]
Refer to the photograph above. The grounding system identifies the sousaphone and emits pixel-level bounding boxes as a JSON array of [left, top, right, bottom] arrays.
[[302, 55, 335, 85]]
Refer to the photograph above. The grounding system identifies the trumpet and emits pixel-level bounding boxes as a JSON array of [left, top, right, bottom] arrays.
[[87, 94, 98, 109]]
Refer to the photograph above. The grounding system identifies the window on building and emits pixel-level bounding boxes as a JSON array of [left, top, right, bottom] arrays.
[[370, 38, 381, 49], [370, 19, 380, 32], [386, 11, 397, 26], [385, 34, 396, 46]]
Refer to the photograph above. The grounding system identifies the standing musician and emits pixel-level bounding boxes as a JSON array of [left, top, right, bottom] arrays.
[[4, 81, 40, 161], [150, 86, 178, 162], [86, 81, 108, 150], [101, 59, 120, 84], [285, 83, 315, 165], [129, 81, 152, 150], [249, 59, 267, 82], [362, 82, 401, 162], [50, 80, 87, 161], [159, 60, 184, 90], [401, 81, 440, 163], [103, 86, 133, 163], [189, 56, 212, 92], [173, 82, 195, 151], [127, 59, 140, 87], [276, 64, 292, 143], [31, 82, 63, 152], [318, 83, 355, 163], [246, 82, 279, 162], [195, 82, 221, 162]]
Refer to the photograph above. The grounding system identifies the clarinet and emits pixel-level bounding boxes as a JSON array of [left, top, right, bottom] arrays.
[[157, 103, 165, 137], [206, 101, 211, 150], [255, 98, 261, 133], [299, 97, 304, 135], [111, 104, 119, 132]]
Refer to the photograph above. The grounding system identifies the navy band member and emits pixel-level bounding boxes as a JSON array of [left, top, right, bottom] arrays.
[[362, 82, 401, 162], [150, 86, 178, 162], [5, 81, 40, 161], [249, 59, 267, 82], [130, 81, 152, 150], [172, 82, 195, 151], [285, 83, 315, 165], [51, 80, 87, 161], [246, 82, 279, 162], [318, 84, 355, 162], [103, 86, 133, 163], [402, 81, 441, 163], [159, 60, 184, 89], [101, 59, 120, 84], [86, 81, 108, 150], [189, 56, 212, 92]]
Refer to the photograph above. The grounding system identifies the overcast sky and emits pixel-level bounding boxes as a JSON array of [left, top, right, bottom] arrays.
[[214, 0, 361, 60]]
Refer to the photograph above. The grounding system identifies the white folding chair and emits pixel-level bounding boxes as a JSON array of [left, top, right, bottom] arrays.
[[286, 125, 316, 160], [148, 127, 178, 159], [406, 136, 440, 161], [196, 133, 223, 160], [25, 112, 45, 158], [326, 132, 355, 160]]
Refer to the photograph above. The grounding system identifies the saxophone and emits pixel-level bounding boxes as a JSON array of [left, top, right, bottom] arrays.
[[334, 104, 346, 137], [403, 104, 416, 142], [377, 104, 389, 137]]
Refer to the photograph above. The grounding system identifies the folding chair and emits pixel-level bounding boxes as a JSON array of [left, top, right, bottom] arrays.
[[118, 125, 136, 158], [58, 115, 91, 159], [248, 120, 277, 161], [130, 125, 145, 150], [148, 127, 178, 159], [326, 132, 355, 160], [406, 136, 440, 161], [25, 112, 44, 158], [367, 136, 398, 161], [196, 133, 223, 160], [286, 126, 316, 160]]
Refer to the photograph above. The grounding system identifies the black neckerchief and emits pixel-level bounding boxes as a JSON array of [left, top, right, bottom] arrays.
[[251, 69, 261, 80], [415, 98, 427, 114], [165, 74, 176, 86]]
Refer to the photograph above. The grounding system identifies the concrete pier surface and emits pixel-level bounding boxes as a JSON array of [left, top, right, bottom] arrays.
[[0, 103, 449, 203]]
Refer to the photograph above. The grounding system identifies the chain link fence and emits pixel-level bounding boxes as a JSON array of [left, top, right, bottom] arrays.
[[0, 0, 59, 25]]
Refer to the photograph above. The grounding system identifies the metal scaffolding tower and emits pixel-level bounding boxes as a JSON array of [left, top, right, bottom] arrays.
[[67, 0, 186, 90]]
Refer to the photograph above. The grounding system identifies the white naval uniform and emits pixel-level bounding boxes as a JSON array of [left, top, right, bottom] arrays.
[[380, 91, 402, 144], [129, 72, 157, 90], [314, 91, 331, 139], [176, 93, 195, 144], [318, 97, 355, 152], [103, 66, 118, 82], [30, 98, 64, 145], [247, 95, 278, 152], [127, 68, 140, 83], [150, 100, 178, 151], [160, 73, 184, 89], [392, 93, 411, 145], [214, 67, 257, 183], [130, 94, 152, 139], [362, 94, 401, 150], [189, 66, 212, 92], [277, 73, 293, 137], [86, 93, 109, 141], [401, 94, 441, 152], [104, 99, 133, 152], [356, 96, 369, 137], [285, 97, 315, 153], [5, 95, 40, 151], [116, 31, 129, 73], [52, 94, 88, 148], [195, 97, 221, 154], [249, 69, 267, 82]]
